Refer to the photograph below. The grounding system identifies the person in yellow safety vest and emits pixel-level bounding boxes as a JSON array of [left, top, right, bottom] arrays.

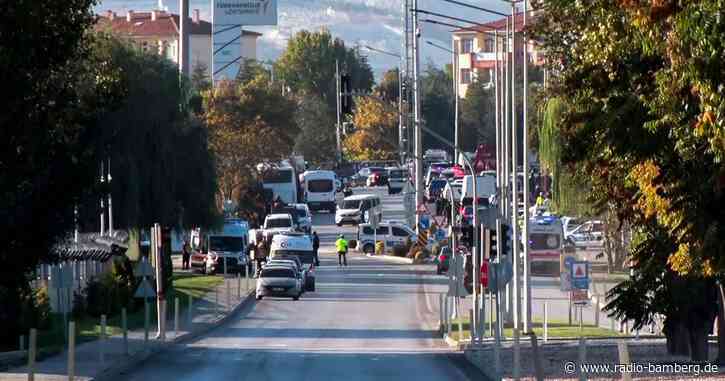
[[335, 234, 348, 267], [536, 192, 545, 207]]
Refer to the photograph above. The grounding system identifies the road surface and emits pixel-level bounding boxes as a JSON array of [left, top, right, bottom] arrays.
[[115, 187, 484, 381]]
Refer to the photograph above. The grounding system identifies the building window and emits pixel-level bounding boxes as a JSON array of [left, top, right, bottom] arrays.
[[461, 38, 473, 53], [484, 37, 494, 53], [460, 68, 472, 84]]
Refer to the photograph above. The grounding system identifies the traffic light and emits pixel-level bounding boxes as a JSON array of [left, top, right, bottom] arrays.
[[463, 252, 473, 294], [461, 224, 474, 248], [500, 223, 511, 256], [341, 74, 353, 115], [488, 227, 498, 259]]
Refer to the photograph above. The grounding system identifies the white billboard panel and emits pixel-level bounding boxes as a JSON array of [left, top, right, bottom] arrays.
[[213, 0, 278, 26]]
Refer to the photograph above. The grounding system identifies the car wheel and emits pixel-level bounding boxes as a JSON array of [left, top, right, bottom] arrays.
[[256, 295, 263, 300], [293, 295, 300, 301], [336, 222, 342, 227], [363, 243, 375, 254], [436, 266, 442, 275]]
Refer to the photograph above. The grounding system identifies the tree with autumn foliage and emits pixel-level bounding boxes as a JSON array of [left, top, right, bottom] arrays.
[[202, 78, 298, 209], [532, 0, 725, 360], [343, 96, 398, 161]]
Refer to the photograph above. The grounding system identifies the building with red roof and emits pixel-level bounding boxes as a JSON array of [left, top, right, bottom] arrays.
[[451, 11, 542, 98], [95, 9, 262, 80]]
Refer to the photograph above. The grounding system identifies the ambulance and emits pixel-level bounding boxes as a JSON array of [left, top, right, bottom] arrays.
[[527, 216, 564, 275]]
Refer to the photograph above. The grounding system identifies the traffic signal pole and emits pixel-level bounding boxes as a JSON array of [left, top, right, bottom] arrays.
[[335, 59, 342, 164], [522, 0, 532, 334]]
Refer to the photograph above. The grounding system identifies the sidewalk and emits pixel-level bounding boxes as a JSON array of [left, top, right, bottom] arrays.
[[1, 274, 254, 381]]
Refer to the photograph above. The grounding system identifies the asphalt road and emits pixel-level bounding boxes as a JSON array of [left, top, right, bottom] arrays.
[[115, 187, 484, 381]]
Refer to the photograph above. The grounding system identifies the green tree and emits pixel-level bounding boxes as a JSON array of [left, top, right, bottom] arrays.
[[0, 0, 107, 347], [376, 68, 400, 103], [294, 94, 336, 165], [420, 64, 454, 152], [203, 78, 298, 207], [275, 29, 374, 109], [460, 80, 495, 152], [191, 61, 211, 92], [532, 0, 725, 360]]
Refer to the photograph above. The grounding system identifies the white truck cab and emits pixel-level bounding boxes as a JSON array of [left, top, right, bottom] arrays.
[[262, 213, 295, 241]]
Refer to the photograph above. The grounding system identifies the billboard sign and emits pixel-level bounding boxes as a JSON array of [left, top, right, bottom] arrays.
[[213, 0, 278, 26]]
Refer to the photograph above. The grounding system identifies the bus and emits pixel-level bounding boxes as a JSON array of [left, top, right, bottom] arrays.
[[261, 164, 298, 204]]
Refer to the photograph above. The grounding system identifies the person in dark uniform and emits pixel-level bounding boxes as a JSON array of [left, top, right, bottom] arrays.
[[312, 231, 320, 266]]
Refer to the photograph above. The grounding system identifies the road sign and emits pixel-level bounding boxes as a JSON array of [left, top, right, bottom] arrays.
[[435, 228, 446, 242], [420, 214, 430, 230], [562, 254, 577, 273], [134, 278, 157, 299], [488, 261, 513, 293], [571, 289, 589, 305], [480, 261, 489, 288], [570, 261, 589, 290], [572, 262, 587, 278], [213, 0, 278, 26], [416, 203, 428, 214], [448, 253, 467, 297]]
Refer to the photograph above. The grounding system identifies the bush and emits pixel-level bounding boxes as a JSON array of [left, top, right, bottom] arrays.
[[18, 286, 52, 332], [85, 259, 136, 318]]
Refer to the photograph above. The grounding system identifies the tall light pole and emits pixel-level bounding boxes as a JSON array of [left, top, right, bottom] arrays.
[[335, 60, 342, 165], [522, 0, 532, 334], [509, 4, 521, 332], [412, 0, 424, 233]]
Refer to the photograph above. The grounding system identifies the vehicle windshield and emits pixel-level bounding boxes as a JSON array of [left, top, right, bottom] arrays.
[[295, 207, 309, 217], [308, 179, 333, 192], [430, 180, 447, 190], [342, 199, 362, 209], [209, 236, 244, 252], [263, 168, 294, 184], [389, 170, 406, 178], [266, 218, 291, 228], [275, 251, 315, 264], [261, 268, 295, 278], [530, 233, 561, 250]]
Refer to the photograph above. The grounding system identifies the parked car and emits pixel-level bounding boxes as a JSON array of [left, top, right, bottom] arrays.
[[387, 167, 408, 194], [356, 221, 416, 254], [366, 168, 388, 187], [567, 220, 604, 249], [255, 266, 303, 300], [435, 246, 451, 274]]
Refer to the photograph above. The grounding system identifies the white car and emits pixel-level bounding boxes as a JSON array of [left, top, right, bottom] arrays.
[[262, 213, 296, 241], [356, 222, 416, 254], [255, 265, 303, 300], [567, 220, 604, 249], [291, 203, 312, 233]]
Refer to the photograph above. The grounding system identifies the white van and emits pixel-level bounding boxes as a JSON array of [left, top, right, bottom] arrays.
[[386, 167, 408, 195], [356, 222, 416, 254], [461, 174, 497, 203], [269, 232, 316, 291], [335, 194, 382, 226], [196, 220, 250, 274], [302, 170, 337, 212]]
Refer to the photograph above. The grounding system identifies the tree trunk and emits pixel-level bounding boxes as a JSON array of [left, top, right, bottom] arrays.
[[717, 283, 725, 364], [689, 320, 710, 361], [665, 316, 692, 357]]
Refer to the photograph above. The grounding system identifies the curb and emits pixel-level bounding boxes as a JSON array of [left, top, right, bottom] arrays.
[[0, 350, 27, 371], [92, 290, 256, 381]]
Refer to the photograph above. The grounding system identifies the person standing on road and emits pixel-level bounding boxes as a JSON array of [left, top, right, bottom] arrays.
[[335, 234, 348, 267], [312, 231, 320, 266], [182, 239, 191, 270]]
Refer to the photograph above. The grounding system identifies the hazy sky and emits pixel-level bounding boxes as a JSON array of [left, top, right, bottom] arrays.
[[94, 0, 511, 80]]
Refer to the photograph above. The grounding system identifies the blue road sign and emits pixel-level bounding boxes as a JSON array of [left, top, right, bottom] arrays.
[[420, 214, 431, 230], [570, 261, 589, 290]]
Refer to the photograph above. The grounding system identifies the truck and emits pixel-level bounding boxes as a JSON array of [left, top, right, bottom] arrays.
[[461, 174, 497, 205], [190, 219, 250, 274]]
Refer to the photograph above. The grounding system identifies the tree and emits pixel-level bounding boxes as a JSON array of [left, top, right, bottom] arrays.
[[343, 96, 398, 161], [531, 0, 725, 360], [0, 0, 109, 347], [294, 93, 336, 165], [202, 78, 298, 207], [460, 80, 496, 152], [191, 61, 211, 92], [275, 29, 374, 109], [376, 68, 400, 103], [420, 64, 454, 152]]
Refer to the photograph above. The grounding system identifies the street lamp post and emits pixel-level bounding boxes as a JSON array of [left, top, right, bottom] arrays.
[[412, 0, 424, 234]]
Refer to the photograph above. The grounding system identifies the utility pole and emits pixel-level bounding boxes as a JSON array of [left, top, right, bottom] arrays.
[[452, 38, 459, 165], [107, 157, 113, 236], [100, 161, 105, 236], [494, 30, 501, 205], [335, 59, 342, 165], [412, 0, 423, 232], [510, 4, 520, 332], [522, 0, 532, 333], [179, 0, 190, 76]]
